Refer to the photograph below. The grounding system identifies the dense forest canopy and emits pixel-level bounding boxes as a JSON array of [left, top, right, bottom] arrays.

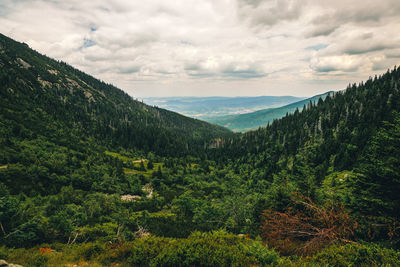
[[1, 33, 400, 266]]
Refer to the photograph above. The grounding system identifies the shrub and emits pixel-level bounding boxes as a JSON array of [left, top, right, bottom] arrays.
[[32, 253, 48, 267], [262, 195, 357, 255], [310, 243, 400, 266], [76, 242, 105, 260], [125, 231, 279, 267]]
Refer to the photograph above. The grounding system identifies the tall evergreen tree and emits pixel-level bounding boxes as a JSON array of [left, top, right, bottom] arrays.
[[350, 112, 400, 218]]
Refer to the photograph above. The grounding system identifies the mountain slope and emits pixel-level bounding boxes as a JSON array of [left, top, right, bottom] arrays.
[[0, 33, 232, 157], [209, 92, 332, 132], [206, 68, 400, 241], [212, 67, 400, 182]]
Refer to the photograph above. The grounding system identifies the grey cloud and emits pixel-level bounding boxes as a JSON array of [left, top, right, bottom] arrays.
[[0, 2, 10, 16], [220, 62, 268, 79], [373, 62, 388, 71], [184, 63, 202, 71], [186, 72, 217, 78], [184, 62, 219, 78], [117, 65, 141, 74], [239, 0, 264, 7], [184, 58, 267, 79], [312, 65, 358, 73], [305, 44, 328, 51], [81, 38, 96, 49], [316, 33, 398, 57], [312, 66, 338, 73], [386, 50, 400, 58], [238, 0, 307, 27], [309, 54, 363, 73], [94, 30, 160, 50], [305, 22, 338, 38], [343, 43, 394, 55], [307, 0, 400, 38], [221, 68, 267, 79]]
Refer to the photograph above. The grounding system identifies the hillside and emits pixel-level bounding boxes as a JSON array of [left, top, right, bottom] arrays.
[[209, 92, 332, 132], [0, 33, 232, 158], [211, 67, 400, 221], [144, 95, 305, 119]]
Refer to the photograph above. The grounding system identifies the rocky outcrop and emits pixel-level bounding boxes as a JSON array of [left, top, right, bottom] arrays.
[[0, 259, 23, 267]]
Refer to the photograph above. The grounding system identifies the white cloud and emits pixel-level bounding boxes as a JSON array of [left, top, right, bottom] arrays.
[[0, 0, 400, 97]]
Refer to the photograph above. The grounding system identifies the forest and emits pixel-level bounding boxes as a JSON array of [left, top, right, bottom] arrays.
[[1, 33, 400, 266]]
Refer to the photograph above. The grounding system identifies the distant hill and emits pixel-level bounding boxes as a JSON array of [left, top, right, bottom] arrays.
[[208, 92, 333, 132], [144, 96, 305, 119]]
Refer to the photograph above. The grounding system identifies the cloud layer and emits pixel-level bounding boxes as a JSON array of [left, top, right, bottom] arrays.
[[1, 0, 400, 97]]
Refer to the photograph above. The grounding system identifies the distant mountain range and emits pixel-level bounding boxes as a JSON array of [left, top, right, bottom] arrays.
[[143, 96, 305, 119], [208, 92, 333, 132], [144, 93, 332, 132]]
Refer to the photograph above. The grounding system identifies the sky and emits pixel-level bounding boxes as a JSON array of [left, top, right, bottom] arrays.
[[1, 0, 400, 98]]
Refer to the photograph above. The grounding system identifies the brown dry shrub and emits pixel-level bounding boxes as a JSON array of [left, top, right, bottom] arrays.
[[262, 195, 357, 256]]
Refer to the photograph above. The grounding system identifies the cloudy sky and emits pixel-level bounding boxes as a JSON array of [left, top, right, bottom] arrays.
[[1, 0, 400, 97]]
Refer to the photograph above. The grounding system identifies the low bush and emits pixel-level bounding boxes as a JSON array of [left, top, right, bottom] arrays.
[[310, 243, 400, 266], [111, 231, 281, 266]]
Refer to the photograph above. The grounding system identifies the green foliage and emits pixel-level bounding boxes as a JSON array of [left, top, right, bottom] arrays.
[[78, 242, 106, 260], [350, 113, 400, 218], [147, 159, 154, 170], [31, 253, 48, 267], [125, 231, 279, 267], [5, 220, 44, 248], [317, 171, 355, 203], [310, 243, 400, 267]]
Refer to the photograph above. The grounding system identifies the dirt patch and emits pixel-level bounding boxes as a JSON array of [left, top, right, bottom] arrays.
[[132, 159, 147, 163], [142, 184, 153, 199], [121, 194, 141, 201], [84, 91, 95, 102], [66, 77, 81, 88], [38, 76, 52, 88], [48, 69, 59, 75], [17, 58, 31, 69]]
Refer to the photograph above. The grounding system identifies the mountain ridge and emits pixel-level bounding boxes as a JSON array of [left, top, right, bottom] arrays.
[[0, 33, 232, 157]]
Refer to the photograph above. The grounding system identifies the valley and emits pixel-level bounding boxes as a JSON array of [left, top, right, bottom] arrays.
[[0, 33, 400, 266]]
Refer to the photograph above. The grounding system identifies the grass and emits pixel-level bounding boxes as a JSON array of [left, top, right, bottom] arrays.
[[104, 151, 140, 163], [105, 151, 164, 178], [123, 162, 164, 178]]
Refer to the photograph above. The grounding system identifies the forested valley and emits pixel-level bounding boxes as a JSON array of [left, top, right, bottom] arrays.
[[1, 33, 400, 266]]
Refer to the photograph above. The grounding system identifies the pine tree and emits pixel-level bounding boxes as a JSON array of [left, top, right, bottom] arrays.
[[140, 161, 146, 171], [147, 160, 154, 170], [351, 112, 400, 218]]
